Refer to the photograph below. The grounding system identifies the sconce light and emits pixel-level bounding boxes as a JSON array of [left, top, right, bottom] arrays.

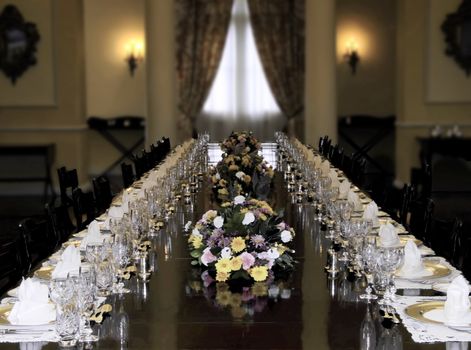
[[125, 41, 144, 76], [344, 39, 360, 75]]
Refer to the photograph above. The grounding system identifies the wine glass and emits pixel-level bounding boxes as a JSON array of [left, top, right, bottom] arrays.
[[111, 234, 132, 294], [377, 246, 403, 306], [95, 261, 113, 297], [72, 267, 98, 342], [359, 235, 379, 300]]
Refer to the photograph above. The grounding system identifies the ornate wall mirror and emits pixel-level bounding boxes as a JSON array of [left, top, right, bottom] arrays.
[[0, 4, 40, 84], [442, 0, 471, 76]]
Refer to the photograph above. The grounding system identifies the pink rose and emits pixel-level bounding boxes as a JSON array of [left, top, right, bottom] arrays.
[[239, 252, 255, 270], [201, 247, 217, 266]]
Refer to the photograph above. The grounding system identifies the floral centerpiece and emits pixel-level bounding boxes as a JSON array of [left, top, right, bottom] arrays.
[[186, 196, 296, 283], [210, 131, 274, 201]]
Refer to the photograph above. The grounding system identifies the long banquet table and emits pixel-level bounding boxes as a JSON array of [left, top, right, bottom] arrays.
[[0, 143, 464, 349]]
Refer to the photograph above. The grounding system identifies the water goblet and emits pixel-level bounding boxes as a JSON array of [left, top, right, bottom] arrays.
[[359, 235, 379, 301], [95, 261, 114, 297], [377, 246, 403, 306]]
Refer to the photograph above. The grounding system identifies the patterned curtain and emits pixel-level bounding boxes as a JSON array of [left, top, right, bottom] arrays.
[[247, 0, 305, 134], [175, 0, 234, 139]]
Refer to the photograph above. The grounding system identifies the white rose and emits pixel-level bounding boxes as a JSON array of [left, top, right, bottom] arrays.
[[242, 212, 255, 225], [221, 247, 232, 259], [235, 171, 245, 179], [281, 230, 292, 243], [184, 221, 192, 232], [213, 216, 224, 229], [267, 248, 280, 260], [192, 228, 202, 238], [268, 286, 280, 298], [215, 173, 221, 180], [234, 195, 245, 205]]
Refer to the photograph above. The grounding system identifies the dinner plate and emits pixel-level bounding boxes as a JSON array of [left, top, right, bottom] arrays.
[[399, 236, 423, 247], [6, 287, 18, 298], [395, 260, 451, 280], [33, 265, 54, 281], [405, 301, 471, 326]]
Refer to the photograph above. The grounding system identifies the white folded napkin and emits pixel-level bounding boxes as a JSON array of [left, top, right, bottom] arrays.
[[397, 240, 424, 277], [79, 220, 104, 249], [103, 205, 124, 230], [7, 278, 55, 325], [338, 179, 351, 199], [444, 275, 471, 325], [347, 190, 362, 211], [320, 160, 330, 176], [379, 222, 400, 247], [52, 245, 81, 279], [363, 201, 379, 227], [329, 169, 340, 188], [121, 190, 131, 212]]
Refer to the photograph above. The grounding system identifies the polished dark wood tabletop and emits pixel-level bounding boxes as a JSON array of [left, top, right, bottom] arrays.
[[0, 175, 460, 349]]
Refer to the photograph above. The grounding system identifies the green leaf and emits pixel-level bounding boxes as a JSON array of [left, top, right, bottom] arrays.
[[190, 250, 202, 259], [191, 260, 199, 266]]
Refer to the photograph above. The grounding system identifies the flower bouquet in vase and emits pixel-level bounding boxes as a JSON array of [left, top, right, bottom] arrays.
[[209, 131, 274, 202], [186, 196, 296, 284]]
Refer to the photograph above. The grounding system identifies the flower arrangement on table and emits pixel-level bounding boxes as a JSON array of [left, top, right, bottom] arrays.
[[186, 269, 292, 320], [186, 196, 296, 284], [210, 131, 274, 201]]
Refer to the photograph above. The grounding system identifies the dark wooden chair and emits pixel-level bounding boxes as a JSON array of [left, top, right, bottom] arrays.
[[46, 203, 75, 246], [18, 216, 55, 270], [57, 167, 78, 207], [0, 239, 25, 296], [93, 176, 113, 214], [121, 162, 135, 188], [72, 188, 96, 232]]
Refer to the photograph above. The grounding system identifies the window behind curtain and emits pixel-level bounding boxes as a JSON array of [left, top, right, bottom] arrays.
[[198, 0, 285, 141]]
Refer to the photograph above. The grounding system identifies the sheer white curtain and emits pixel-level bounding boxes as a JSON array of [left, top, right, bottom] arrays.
[[196, 0, 285, 142]]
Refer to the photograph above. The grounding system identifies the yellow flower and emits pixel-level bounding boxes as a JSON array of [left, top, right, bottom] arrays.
[[243, 175, 251, 184], [252, 282, 268, 297], [215, 258, 232, 273], [211, 175, 218, 184], [250, 266, 268, 282], [221, 202, 231, 207], [231, 237, 246, 253], [242, 156, 251, 167], [216, 271, 229, 282], [229, 164, 239, 171], [259, 213, 267, 221], [240, 208, 249, 214], [216, 290, 231, 305], [188, 235, 202, 249], [218, 179, 227, 187], [229, 256, 243, 271], [275, 243, 288, 255], [218, 188, 229, 196]]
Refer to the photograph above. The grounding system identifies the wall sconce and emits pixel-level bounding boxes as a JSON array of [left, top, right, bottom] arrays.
[[344, 39, 360, 75], [125, 41, 144, 76]]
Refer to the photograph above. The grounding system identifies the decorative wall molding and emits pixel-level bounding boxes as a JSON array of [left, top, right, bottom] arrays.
[[0, 124, 88, 132]]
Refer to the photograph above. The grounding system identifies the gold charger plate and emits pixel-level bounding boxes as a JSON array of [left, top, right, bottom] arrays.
[[62, 240, 81, 248], [34, 265, 54, 280], [404, 301, 459, 325], [399, 236, 423, 247], [0, 304, 13, 325], [396, 260, 451, 280]]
